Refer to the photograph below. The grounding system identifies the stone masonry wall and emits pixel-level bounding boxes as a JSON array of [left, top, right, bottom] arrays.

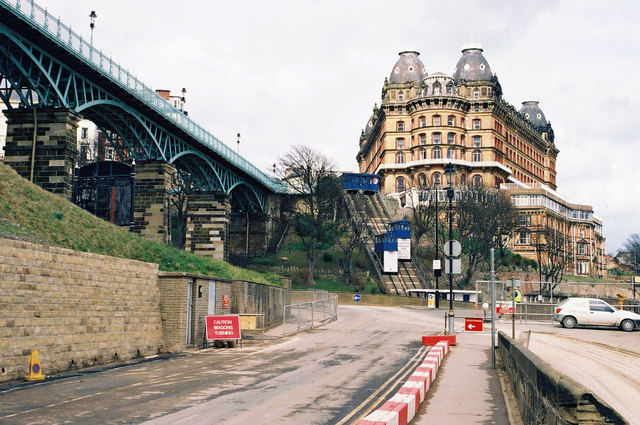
[[498, 331, 627, 425], [133, 161, 175, 245], [186, 193, 230, 261], [3, 108, 80, 199], [0, 239, 163, 383]]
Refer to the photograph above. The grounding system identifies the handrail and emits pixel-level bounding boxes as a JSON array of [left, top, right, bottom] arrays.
[[0, 0, 288, 194]]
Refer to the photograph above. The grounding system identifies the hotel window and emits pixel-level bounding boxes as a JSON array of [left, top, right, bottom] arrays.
[[105, 147, 115, 161], [81, 127, 88, 139], [472, 175, 483, 187], [432, 133, 441, 144], [578, 243, 586, 255], [419, 134, 426, 145], [419, 116, 426, 127], [433, 172, 442, 186], [448, 115, 455, 126], [474, 104, 480, 112], [517, 230, 530, 245], [473, 149, 482, 162], [579, 228, 585, 238], [432, 115, 441, 126], [446, 83, 454, 95], [396, 152, 405, 164], [473, 89, 480, 99], [397, 106, 403, 114], [433, 83, 441, 95], [419, 147, 426, 159], [473, 136, 481, 147], [447, 147, 455, 159], [432, 147, 442, 159], [396, 138, 405, 149], [472, 119, 481, 129], [397, 121, 405, 131], [396, 176, 405, 192], [517, 215, 531, 226], [418, 173, 427, 188], [447, 133, 455, 144], [398, 91, 404, 101]]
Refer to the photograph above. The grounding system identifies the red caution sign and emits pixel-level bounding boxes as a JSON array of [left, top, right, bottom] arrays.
[[206, 315, 241, 340], [464, 317, 484, 332]]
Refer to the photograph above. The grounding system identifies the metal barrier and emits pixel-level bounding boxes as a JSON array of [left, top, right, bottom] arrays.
[[283, 293, 338, 335]]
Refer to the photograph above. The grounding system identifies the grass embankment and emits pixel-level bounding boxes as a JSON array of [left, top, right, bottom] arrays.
[[0, 163, 280, 286]]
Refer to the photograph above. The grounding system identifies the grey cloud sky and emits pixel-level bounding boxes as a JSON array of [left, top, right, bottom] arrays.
[[39, 0, 640, 253]]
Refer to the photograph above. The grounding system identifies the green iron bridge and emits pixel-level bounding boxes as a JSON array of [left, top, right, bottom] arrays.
[[0, 0, 288, 212]]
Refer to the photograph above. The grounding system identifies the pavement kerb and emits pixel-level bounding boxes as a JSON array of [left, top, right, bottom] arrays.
[[356, 338, 453, 425]]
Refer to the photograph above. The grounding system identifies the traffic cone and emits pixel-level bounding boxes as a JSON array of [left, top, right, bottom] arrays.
[[25, 350, 46, 381]]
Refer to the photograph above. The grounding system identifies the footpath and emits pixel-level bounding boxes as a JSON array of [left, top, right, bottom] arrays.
[[412, 331, 512, 424]]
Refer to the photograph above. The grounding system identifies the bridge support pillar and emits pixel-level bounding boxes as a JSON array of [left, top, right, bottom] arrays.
[[186, 193, 230, 262], [133, 161, 175, 244], [3, 108, 80, 199]]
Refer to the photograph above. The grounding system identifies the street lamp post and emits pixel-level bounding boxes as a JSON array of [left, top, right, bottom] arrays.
[[444, 163, 456, 335], [89, 11, 97, 47], [180, 88, 187, 113], [434, 180, 440, 308], [236, 133, 241, 154]]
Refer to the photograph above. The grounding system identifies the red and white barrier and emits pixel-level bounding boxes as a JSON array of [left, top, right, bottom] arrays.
[[357, 340, 451, 425]]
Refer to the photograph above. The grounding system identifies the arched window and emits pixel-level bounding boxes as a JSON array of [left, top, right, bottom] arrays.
[[433, 172, 442, 186], [396, 138, 405, 149], [447, 147, 455, 159], [397, 121, 405, 131], [472, 119, 481, 129], [432, 133, 441, 144], [432, 115, 441, 126], [432, 147, 442, 159], [433, 83, 441, 95], [473, 149, 482, 162], [419, 147, 427, 159], [446, 83, 454, 95], [396, 176, 405, 192], [419, 133, 426, 145], [472, 175, 482, 187], [419, 116, 426, 127], [418, 173, 427, 188], [447, 133, 455, 144], [448, 115, 455, 126], [396, 152, 405, 164]]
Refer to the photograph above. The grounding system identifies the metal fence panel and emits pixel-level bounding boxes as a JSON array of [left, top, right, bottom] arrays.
[[283, 292, 337, 335]]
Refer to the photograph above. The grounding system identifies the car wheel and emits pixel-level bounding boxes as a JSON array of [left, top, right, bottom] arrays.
[[561, 316, 577, 329], [620, 319, 635, 332]]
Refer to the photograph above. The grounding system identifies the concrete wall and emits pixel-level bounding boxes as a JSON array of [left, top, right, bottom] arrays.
[[231, 279, 290, 326], [498, 331, 627, 425], [0, 239, 163, 383]]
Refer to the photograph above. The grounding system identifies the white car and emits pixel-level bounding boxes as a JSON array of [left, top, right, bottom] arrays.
[[553, 297, 640, 332]]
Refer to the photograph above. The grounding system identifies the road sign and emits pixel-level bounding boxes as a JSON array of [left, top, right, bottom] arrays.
[[433, 259, 441, 270], [444, 258, 462, 274], [353, 294, 361, 303], [206, 315, 241, 340], [443, 240, 461, 257], [464, 317, 484, 332]]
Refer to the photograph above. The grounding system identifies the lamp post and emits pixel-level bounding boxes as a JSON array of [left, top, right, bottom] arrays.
[[434, 179, 440, 308], [180, 88, 187, 113], [444, 162, 456, 335], [236, 133, 241, 154], [89, 11, 97, 47]]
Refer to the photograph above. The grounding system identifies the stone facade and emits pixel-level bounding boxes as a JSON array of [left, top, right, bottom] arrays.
[[0, 239, 163, 383], [186, 192, 230, 261], [3, 108, 80, 199], [134, 161, 175, 244]]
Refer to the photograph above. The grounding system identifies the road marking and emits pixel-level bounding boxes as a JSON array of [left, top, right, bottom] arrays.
[[335, 344, 428, 425]]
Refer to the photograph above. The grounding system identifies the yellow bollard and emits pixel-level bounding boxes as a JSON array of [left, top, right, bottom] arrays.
[[25, 350, 46, 381]]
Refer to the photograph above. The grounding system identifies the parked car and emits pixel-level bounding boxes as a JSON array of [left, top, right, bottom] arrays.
[[554, 298, 640, 332]]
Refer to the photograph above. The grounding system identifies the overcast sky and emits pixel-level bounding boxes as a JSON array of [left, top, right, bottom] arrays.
[[36, 0, 640, 253]]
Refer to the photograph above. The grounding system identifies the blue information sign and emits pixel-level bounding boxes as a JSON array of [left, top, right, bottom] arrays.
[[353, 294, 361, 303]]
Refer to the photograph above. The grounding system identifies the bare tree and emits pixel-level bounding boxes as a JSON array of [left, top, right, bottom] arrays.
[[623, 233, 640, 273], [275, 145, 340, 285], [532, 223, 569, 292], [456, 187, 518, 285], [334, 200, 368, 287], [170, 169, 195, 249]]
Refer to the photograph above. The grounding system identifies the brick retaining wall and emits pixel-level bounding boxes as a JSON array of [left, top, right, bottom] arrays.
[[0, 239, 163, 383]]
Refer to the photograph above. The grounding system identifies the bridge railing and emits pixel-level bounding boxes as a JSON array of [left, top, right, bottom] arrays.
[[1, 0, 288, 194]]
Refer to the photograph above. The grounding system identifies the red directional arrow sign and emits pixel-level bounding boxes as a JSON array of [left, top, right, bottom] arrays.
[[464, 317, 483, 332]]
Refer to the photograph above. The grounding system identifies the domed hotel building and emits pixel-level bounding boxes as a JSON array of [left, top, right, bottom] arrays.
[[356, 45, 605, 278]]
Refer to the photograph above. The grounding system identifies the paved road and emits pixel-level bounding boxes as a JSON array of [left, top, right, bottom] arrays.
[[0, 305, 443, 425]]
